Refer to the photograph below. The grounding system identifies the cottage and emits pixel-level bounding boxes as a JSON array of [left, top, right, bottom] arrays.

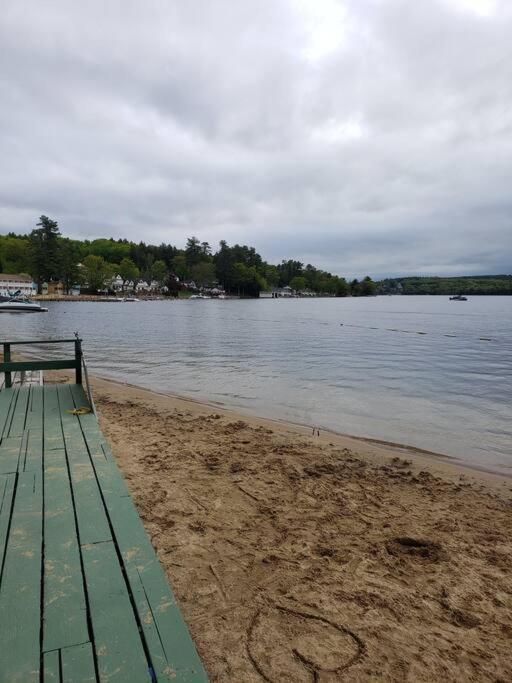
[[41, 281, 65, 296], [0, 273, 36, 297]]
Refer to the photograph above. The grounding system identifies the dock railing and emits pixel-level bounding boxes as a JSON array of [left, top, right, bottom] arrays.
[[0, 336, 96, 412]]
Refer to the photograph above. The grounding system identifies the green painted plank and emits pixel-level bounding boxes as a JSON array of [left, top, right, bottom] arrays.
[[107, 495, 208, 682], [57, 385, 111, 545], [8, 386, 30, 437], [43, 447, 89, 653], [0, 470, 43, 683], [82, 540, 152, 683], [43, 650, 60, 682], [0, 474, 16, 572], [61, 642, 96, 682], [70, 386, 208, 681], [44, 385, 65, 451], [0, 437, 22, 474], [22, 428, 43, 473], [70, 384, 207, 680], [26, 384, 44, 431], [0, 386, 17, 428], [69, 383, 90, 410], [0, 387, 19, 441]]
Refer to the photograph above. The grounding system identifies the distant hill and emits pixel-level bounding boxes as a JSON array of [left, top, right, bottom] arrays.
[[378, 275, 512, 295]]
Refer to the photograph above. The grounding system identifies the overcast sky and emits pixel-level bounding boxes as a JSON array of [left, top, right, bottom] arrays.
[[1, 0, 511, 279]]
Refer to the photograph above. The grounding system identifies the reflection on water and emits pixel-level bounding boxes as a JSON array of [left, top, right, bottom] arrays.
[[1, 296, 511, 472]]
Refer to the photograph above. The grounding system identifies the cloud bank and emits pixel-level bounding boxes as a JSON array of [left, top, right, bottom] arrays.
[[1, 0, 511, 278]]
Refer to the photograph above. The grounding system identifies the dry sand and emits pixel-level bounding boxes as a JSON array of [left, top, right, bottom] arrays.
[[78, 376, 512, 683]]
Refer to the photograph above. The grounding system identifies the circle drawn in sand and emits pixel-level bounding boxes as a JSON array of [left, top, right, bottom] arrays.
[[247, 604, 365, 682]]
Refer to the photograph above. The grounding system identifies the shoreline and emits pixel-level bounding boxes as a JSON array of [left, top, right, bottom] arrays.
[[90, 372, 512, 484]]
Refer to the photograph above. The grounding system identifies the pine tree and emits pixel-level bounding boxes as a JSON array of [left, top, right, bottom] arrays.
[[29, 215, 61, 293]]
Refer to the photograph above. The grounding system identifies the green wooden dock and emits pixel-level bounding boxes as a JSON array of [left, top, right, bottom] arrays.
[[0, 339, 208, 682]]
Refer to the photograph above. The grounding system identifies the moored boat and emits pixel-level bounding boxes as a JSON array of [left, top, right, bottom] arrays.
[[0, 294, 48, 312], [449, 294, 468, 301]]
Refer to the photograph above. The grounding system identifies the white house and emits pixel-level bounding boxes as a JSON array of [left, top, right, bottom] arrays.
[[0, 273, 36, 297]]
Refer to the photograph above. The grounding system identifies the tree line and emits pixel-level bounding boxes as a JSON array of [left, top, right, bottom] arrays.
[[0, 215, 377, 297], [378, 276, 512, 296]]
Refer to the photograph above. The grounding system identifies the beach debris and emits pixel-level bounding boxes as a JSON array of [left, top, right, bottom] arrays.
[[67, 406, 92, 415]]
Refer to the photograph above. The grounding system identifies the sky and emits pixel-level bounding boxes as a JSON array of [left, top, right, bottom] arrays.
[[1, 0, 511, 280]]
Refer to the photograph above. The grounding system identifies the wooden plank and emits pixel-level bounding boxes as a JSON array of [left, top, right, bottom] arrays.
[[71, 386, 208, 681], [43, 650, 60, 682], [57, 385, 111, 545], [0, 387, 19, 441], [0, 387, 17, 430], [26, 384, 44, 431], [0, 470, 43, 683], [22, 428, 43, 473], [43, 447, 89, 653], [0, 474, 16, 573], [0, 437, 22, 475], [107, 495, 208, 682], [8, 386, 30, 437], [44, 385, 65, 451], [82, 540, 152, 682], [61, 642, 96, 682]]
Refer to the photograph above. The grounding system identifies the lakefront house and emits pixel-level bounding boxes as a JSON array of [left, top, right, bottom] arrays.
[[0, 273, 36, 297]]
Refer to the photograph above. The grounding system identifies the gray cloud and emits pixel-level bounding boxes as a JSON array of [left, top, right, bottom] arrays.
[[1, 0, 511, 279]]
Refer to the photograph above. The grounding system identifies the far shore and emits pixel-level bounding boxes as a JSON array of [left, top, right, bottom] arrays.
[[49, 371, 512, 681]]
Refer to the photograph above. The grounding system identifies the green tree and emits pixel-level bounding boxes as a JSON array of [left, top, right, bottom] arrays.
[[29, 216, 61, 292], [171, 253, 189, 281], [359, 276, 376, 296], [264, 265, 279, 288], [151, 260, 168, 288], [350, 278, 360, 296], [277, 259, 304, 286], [81, 254, 114, 292], [87, 238, 130, 263], [334, 277, 348, 297], [190, 262, 216, 288], [59, 239, 81, 294], [185, 237, 206, 267], [118, 257, 139, 291], [232, 262, 267, 296], [289, 276, 306, 292], [0, 236, 30, 273]]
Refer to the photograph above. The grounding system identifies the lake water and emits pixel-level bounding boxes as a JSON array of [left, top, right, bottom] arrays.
[[1, 296, 511, 473]]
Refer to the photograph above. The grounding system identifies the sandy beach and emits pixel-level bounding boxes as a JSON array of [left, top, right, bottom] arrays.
[[68, 375, 512, 683]]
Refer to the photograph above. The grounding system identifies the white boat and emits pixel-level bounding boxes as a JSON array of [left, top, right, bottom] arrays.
[[0, 295, 48, 313], [123, 297, 140, 302]]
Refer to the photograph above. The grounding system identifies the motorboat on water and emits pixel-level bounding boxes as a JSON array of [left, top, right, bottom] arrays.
[[449, 294, 468, 301], [0, 294, 48, 312]]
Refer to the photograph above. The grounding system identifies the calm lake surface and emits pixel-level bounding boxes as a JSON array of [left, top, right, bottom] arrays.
[[1, 296, 511, 473]]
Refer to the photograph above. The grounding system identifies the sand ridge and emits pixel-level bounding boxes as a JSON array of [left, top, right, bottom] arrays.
[[83, 376, 512, 682]]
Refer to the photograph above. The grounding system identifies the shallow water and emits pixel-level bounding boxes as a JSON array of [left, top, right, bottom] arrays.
[[1, 296, 511, 472]]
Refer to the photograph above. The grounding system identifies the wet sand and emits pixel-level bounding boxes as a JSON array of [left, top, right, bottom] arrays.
[[79, 375, 512, 682]]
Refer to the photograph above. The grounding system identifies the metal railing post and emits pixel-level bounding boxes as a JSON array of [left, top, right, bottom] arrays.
[[4, 343, 12, 389]]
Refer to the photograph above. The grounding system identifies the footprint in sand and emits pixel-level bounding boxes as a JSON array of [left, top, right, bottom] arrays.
[[247, 604, 365, 682]]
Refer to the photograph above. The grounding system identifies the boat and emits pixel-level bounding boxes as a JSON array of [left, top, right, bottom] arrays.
[[123, 296, 140, 302], [189, 294, 211, 299], [449, 295, 468, 301], [0, 294, 48, 312]]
